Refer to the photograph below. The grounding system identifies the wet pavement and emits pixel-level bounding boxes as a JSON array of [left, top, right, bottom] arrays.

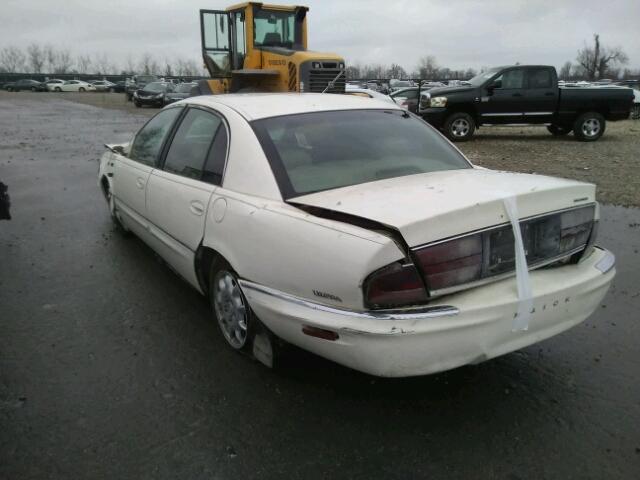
[[1, 94, 639, 479]]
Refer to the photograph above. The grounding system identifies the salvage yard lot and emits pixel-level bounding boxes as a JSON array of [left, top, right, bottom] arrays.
[[1, 92, 639, 479], [24, 91, 640, 207]]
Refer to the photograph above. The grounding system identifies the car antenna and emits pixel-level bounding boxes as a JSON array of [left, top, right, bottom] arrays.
[[322, 69, 344, 94]]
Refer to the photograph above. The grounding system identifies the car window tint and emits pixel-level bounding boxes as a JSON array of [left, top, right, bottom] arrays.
[[202, 124, 228, 185], [254, 110, 470, 198], [164, 109, 222, 179], [492, 69, 525, 89], [528, 68, 552, 89], [129, 107, 182, 167]]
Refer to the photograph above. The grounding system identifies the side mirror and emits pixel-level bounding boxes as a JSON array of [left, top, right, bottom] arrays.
[[105, 144, 125, 155]]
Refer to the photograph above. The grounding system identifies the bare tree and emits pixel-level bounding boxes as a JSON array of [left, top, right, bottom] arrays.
[[559, 61, 572, 80], [94, 53, 114, 75], [464, 68, 477, 79], [345, 64, 361, 79], [43, 45, 56, 73], [123, 55, 136, 75], [76, 54, 92, 74], [386, 63, 407, 79], [27, 44, 45, 73], [576, 34, 628, 80], [417, 55, 439, 80], [53, 49, 73, 74], [0, 46, 27, 72], [163, 58, 174, 77]]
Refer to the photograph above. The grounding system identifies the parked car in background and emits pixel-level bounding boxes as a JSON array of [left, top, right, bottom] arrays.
[[44, 79, 66, 91], [126, 74, 159, 101], [108, 81, 126, 93], [163, 82, 196, 105], [390, 87, 429, 113], [632, 88, 640, 120], [344, 86, 396, 105], [388, 79, 415, 93], [4, 79, 46, 92], [421, 81, 446, 90], [98, 93, 614, 377], [51, 80, 96, 92], [420, 65, 634, 142], [133, 81, 174, 107], [90, 80, 116, 92]]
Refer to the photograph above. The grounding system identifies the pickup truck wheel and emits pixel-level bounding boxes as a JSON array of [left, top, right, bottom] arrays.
[[547, 125, 571, 136], [444, 113, 475, 142], [632, 105, 640, 120], [574, 112, 605, 141]]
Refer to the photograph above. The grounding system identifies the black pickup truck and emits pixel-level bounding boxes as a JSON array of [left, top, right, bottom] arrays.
[[420, 65, 634, 141]]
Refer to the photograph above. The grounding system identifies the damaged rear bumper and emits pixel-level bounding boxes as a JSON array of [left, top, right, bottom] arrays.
[[240, 247, 615, 377]]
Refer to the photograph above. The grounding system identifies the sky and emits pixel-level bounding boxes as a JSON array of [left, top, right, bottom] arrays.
[[1, 0, 638, 73]]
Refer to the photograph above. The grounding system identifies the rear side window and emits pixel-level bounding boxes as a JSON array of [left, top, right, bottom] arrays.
[[163, 108, 225, 182], [129, 107, 182, 167], [528, 68, 552, 89]]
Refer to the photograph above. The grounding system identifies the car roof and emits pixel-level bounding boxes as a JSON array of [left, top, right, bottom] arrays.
[[185, 93, 402, 121]]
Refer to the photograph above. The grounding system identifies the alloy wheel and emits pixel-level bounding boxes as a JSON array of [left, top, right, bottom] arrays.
[[213, 270, 248, 349], [451, 118, 470, 137], [582, 118, 601, 138]]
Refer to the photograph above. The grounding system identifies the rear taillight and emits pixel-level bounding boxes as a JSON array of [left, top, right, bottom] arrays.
[[413, 205, 596, 296], [414, 234, 483, 291], [363, 262, 427, 309]]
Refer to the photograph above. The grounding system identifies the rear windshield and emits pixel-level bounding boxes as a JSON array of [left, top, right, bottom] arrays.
[[253, 109, 471, 198]]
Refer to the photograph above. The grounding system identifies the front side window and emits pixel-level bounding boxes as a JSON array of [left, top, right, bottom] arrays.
[[253, 109, 471, 198], [163, 108, 224, 181], [491, 69, 525, 89], [253, 9, 301, 49], [129, 107, 182, 167]]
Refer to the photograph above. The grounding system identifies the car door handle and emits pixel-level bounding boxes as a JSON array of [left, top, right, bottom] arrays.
[[512, 93, 523, 97], [135, 178, 145, 189], [190, 201, 205, 216]]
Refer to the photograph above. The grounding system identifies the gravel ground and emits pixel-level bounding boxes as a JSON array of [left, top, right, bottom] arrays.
[[456, 121, 640, 207]]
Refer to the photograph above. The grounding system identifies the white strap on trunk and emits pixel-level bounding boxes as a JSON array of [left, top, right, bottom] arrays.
[[503, 197, 533, 331]]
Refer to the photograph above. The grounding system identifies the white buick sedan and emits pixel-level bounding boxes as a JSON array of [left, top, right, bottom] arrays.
[[98, 93, 615, 377]]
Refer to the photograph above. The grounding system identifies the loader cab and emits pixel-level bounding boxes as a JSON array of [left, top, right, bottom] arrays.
[[200, 3, 308, 77], [199, 2, 343, 94]]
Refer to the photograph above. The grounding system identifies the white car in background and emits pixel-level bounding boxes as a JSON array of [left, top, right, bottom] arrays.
[[44, 79, 65, 91], [90, 80, 115, 92], [344, 86, 396, 104], [97, 93, 615, 377], [52, 80, 96, 92]]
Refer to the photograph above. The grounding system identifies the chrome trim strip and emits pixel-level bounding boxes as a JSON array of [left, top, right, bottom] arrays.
[[481, 112, 522, 117], [238, 280, 459, 320], [523, 111, 554, 116]]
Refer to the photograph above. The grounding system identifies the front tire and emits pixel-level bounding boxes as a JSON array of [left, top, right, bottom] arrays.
[[547, 124, 571, 136], [134, 100, 141, 108], [632, 105, 640, 120], [573, 112, 605, 141], [55, 87, 61, 92], [31, 87, 37, 92], [78, 87, 85, 92], [443, 112, 476, 142]]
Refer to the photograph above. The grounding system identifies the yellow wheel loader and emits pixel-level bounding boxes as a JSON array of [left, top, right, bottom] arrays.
[[195, 2, 346, 95]]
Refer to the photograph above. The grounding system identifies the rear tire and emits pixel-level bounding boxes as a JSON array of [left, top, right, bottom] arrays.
[[632, 105, 640, 120], [208, 258, 279, 367], [547, 124, 571, 136], [443, 112, 476, 142], [573, 112, 605, 141], [31, 87, 37, 92], [55, 87, 61, 92]]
